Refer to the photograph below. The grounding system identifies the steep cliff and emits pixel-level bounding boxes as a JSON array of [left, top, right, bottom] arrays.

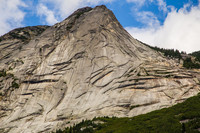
[[0, 5, 200, 133]]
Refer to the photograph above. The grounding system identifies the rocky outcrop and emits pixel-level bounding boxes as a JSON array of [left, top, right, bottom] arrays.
[[0, 26, 49, 64], [0, 5, 200, 133]]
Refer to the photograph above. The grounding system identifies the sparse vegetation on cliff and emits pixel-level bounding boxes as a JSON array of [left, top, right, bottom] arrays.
[[0, 70, 7, 77]]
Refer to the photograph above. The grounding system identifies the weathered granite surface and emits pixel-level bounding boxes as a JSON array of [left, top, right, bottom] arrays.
[[0, 5, 200, 133]]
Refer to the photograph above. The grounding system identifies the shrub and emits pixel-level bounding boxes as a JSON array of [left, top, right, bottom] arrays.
[[0, 70, 6, 77], [12, 81, 19, 88]]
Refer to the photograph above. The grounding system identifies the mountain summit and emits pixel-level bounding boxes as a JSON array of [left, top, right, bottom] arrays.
[[0, 5, 200, 133]]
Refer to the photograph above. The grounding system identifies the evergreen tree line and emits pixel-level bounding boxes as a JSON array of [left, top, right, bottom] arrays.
[[138, 40, 200, 69]]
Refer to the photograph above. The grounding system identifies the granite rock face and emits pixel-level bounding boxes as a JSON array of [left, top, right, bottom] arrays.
[[0, 5, 200, 133]]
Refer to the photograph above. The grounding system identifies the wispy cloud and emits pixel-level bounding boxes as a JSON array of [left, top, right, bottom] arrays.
[[136, 11, 160, 28], [126, 2, 200, 53], [157, 0, 168, 13], [126, 0, 146, 7], [0, 0, 26, 36], [36, 0, 115, 25], [127, 0, 168, 12]]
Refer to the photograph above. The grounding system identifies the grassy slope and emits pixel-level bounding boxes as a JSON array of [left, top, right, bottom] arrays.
[[55, 93, 200, 133]]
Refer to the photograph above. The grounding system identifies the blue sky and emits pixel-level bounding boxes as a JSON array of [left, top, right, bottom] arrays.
[[0, 0, 200, 53]]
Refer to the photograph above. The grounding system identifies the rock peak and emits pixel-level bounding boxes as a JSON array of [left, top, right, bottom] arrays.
[[94, 4, 108, 9], [70, 5, 109, 16], [63, 5, 115, 25], [68, 6, 92, 18]]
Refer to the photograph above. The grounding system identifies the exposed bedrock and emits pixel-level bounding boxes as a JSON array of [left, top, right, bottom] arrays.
[[0, 5, 199, 133]]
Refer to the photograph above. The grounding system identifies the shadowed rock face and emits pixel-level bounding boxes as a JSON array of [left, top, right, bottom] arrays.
[[0, 5, 200, 133]]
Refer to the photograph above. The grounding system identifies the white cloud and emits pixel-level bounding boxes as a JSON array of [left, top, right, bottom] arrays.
[[36, 0, 115, 25], [37, 4, 58, 25], [0, 0, 26, 36], [126, 3, 200, 53]]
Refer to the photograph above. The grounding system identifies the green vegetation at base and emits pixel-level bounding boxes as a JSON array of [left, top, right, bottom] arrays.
[[54, 93, 200, 133]]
